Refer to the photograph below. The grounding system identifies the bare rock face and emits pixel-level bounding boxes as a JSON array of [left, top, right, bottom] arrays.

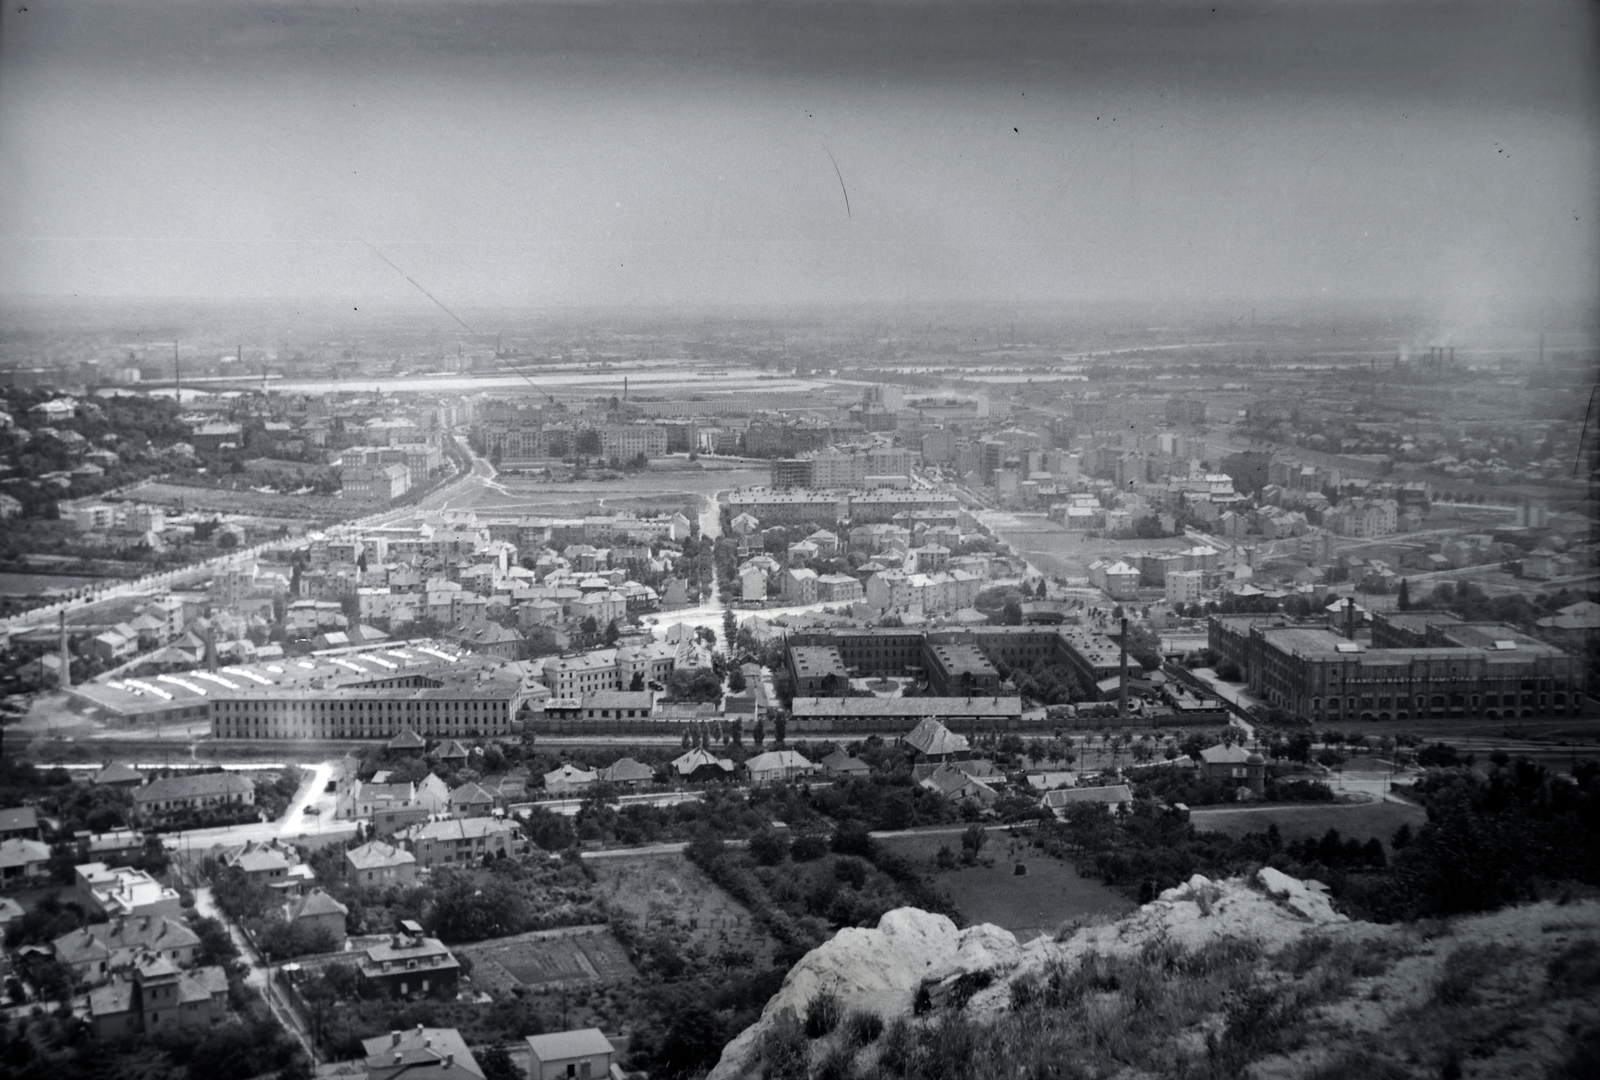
[[706, 869, 1347, 1080], [706, 908, 972, 1080]]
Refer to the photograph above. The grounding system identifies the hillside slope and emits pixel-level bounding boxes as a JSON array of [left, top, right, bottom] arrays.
[[707, 869, 1600, 1080]]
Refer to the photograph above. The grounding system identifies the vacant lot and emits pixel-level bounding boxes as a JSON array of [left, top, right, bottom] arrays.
[[589, 851, 780, 966], [457, 926, 635, 992], [1190, 797, 1426, 850], [448, 466, 768, 518], [876, 830, 1133, 941]]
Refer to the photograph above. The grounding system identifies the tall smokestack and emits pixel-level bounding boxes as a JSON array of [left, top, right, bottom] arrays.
[[1345, 599, 1356, 640], [58, 610, 72, 690], [1118, 616, 1129, 719], [1449, 347, 1455, 366], [173, 341, 181, 403]]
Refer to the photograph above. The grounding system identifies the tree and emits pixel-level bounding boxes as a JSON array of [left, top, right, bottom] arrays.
[[752, 718, 765, 747], [1397, 577, 1411, 610], [1001, 600, 1023, 625], [666, 668, 724, 703], [960, 823, 987, 864], [575, 429, 602, 457], [478, 1044, 519, 1080], [727, 666, 747, 693], [773, 712, 787, 745], [723, 608, 738, 649]]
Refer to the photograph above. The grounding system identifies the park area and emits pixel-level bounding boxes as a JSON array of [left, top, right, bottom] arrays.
[[875, 829, 1133, 941], [431, 463, 768, 520]]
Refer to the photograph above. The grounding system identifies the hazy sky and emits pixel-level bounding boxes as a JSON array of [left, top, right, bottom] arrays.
[[0, 0, 1594, 322]]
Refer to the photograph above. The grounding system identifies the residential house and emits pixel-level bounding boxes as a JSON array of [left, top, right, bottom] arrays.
[[819, 748, 870, 778], [92, 762, 146, 789], [356, 921, 462, 998], [88, 955, 228, 1039], [903, 718, 970, 762], [918, 762, 999, 807], [1197, 744, 1265, 795], [131, 772, 255, 826], [0, 806, 41, 841], [597, 757, 655, 788], [364, 1027, 484, 1080], [542, 764, 598, 796], [743, 750, 818, 784], [0, 838, 51, 888], [446, 782, 496, 819], [287, 889, 349, 949], [526, 1029, 616, 1080], [345, 841, 418, 887], [75, 863, 182, 919], [669, 748, 735, 784], [53, 916, 199, 983], [396, 818, 518, 869], [1040, 785, 1134, 817]]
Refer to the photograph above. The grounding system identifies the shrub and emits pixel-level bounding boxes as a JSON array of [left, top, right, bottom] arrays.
[[804, 989, 843, 1039], [791, 835, 829, 862], [843, 1011, 884, 1047]]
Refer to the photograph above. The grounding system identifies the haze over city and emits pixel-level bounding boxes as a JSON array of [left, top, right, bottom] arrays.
[[0, 5, 1597, 1080]]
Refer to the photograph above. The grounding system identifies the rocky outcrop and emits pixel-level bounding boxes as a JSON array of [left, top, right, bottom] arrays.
[[706, 868, 1348, 1080]]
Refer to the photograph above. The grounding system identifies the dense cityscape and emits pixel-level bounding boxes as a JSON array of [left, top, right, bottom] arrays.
[[1, 1, 1596, 1079]]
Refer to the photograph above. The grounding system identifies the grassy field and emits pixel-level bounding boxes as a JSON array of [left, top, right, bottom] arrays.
[[875, 830, 1133, 941], [1189, 797, 1427, 850], [442, 466, 768, 518], [589, 851, 781, 967]]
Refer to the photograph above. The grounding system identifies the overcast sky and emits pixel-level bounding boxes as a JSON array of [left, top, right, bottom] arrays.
[[0, 0, 1594, 323]]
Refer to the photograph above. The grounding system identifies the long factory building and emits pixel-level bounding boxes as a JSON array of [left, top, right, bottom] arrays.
[[1210, 611, 1585, 723], [73, 642, 546, 740]]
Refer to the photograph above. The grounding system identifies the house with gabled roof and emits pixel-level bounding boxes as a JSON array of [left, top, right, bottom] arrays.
[[396, 817, 518, 869], [52, 915, 200, 982], [903, 717, 970, 761], [670, 747, 735, 783], [436, 740, 471, 765], [345, 840, 417, 886], [387, 729, 427, 755], [819, 747, 870, 777], [287, 888, 348, 948], [526, 1028, 615, 1080], [93, 762, 145, 788], [0, 837, 50, 887], [88, 954, 228, 1039], [598, 757, 655, 787], [1040, 784, 1134, 816], [447, 782, 495, 819], [356, 921, 461, 999], [744, 750, 818, 784], [542, 763, 597, 796], [919, 762, 1000, 807], [365, 1026, 484, 1080]]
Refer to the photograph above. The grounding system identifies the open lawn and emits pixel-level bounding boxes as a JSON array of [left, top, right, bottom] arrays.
[[1189, 797, 1426, 850], [875, 830, 1133, 941]]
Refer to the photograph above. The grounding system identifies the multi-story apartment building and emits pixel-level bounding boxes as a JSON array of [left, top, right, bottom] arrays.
[[598, 424, 667, 459], [396, 817, 519, 869]]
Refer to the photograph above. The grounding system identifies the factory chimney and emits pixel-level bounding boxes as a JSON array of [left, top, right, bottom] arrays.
[[1345, 599, 1356, 640], [1118, 616, 1129, 718], [173, 341, 181, 403], [58, 610, 72, 690]]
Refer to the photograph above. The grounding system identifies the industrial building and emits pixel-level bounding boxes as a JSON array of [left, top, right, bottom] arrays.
[[1209, 611, 1585, 722]]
